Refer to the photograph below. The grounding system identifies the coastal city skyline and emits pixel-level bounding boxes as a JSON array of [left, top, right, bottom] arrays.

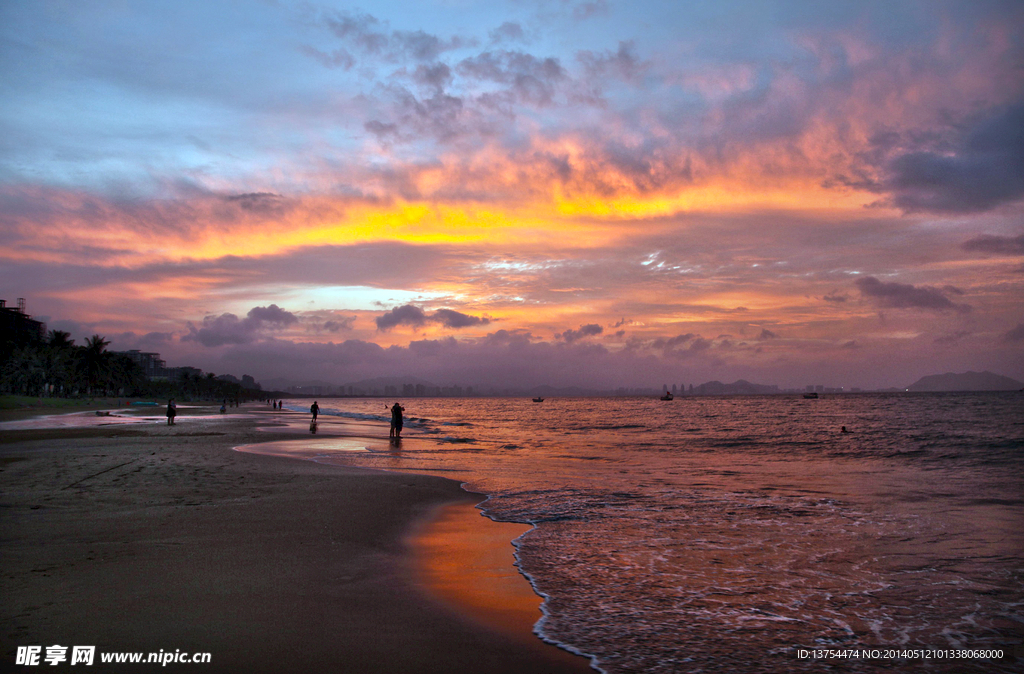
[[2, 1, 1022, 391]]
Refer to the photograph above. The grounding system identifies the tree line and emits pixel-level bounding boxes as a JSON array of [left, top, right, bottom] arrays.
[[0, 330, 255, 402]]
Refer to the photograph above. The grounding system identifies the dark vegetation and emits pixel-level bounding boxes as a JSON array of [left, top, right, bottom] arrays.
[[0, 330, 255, 403]]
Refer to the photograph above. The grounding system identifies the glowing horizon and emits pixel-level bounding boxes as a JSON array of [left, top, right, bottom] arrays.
[[2, 0, 1022, 390]]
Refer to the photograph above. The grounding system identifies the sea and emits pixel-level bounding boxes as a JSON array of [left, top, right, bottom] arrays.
[[257, 393, 1023, 673]]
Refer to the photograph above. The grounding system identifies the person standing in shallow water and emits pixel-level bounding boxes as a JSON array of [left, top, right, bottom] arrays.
[[166, 399, 176, 425], [389, 402, 405, 439], [310, 401, 319, 422]]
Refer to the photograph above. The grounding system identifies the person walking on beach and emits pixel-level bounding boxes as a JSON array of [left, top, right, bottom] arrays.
[[389, 402, 405, 439], [166, 399, 176, 425], [310, 401, 320, 422]]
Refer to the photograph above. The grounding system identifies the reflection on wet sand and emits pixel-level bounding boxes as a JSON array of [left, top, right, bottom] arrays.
[[408, 502, 592, 671]]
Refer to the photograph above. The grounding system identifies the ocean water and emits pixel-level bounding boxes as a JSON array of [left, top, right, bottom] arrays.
[[265, 393, 1023, 673]]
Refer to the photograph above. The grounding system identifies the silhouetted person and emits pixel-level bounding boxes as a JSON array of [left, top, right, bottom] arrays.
[[841, 426, 849, 433], [310, 401, 320, 422], [166, 399, 176, 425], [389, 402, 405, 438]]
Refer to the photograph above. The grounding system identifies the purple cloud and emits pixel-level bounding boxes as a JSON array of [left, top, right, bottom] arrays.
[[962, 233, 1024, 255], [883, 105, 1024, 214], [457, 50, 567, 106], [488, 22, 526, 45], [319, 11, 472, 62], [323, 317, 356, 333], [375, 305, 489, 331], [855, 277, 971, 313], [559, 323, 603, 342], [433, 308, 490, 328], [482, 329, 534, 347], [650, 333, 698, 350], [934, 331, 971, 345], [183, 304, 298, 347], [1004, 324, 1024, 342], [375, 305, 429, 331]]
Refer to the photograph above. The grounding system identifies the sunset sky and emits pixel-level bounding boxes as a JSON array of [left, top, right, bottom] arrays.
[[2, 0, 1022, 391]]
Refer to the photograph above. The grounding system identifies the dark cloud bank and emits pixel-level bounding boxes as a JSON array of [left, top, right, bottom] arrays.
[[962, 233, 1024, 255], [375, 304, 490, 331], [883, 105, 1024, 214], [855, 276, 971, 313]]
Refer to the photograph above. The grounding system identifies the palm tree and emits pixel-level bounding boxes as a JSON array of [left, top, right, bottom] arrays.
[[47, 330, 75, 349], [1, 346, 46, 395], [109, 354, 145, 396], [44, 330, 76, 396], [80, 334, 111, 395]]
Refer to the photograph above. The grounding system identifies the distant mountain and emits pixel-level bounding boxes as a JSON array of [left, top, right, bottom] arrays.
[[907, 371, 1023, 392], [691, 379, 780, 395]]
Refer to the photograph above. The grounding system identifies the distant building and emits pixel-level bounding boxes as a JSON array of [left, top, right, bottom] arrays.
[[0, 298, 46, 345], [112, 350, 167, 378], [161, 366, 202, 382]]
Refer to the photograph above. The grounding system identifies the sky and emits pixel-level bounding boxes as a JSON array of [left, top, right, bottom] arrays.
[[2, 0, 1022, 391]]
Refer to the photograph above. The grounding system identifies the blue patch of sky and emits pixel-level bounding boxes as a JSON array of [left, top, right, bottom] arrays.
[[1, 0, 1006, 193], [261, 285, 456, 313]]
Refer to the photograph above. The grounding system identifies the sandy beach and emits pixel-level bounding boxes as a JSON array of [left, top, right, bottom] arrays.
[[0, 405, 593, 673]]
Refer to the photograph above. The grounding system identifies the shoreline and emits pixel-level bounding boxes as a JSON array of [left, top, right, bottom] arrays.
[[0, 405, 592, 672], [406, 501, 594, 672]]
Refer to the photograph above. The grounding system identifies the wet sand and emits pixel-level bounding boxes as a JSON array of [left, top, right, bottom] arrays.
[[0, 405, 592, 672], [408, 502, 592, 671]]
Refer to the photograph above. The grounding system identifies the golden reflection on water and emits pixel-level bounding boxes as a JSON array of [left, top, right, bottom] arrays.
[[408, 503, 540, 642]]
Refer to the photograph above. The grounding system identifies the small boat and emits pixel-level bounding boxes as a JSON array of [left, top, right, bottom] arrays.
[[660, 393, 673, 400], [532, 397, 544, 402], [803, 392, 819, 399]]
